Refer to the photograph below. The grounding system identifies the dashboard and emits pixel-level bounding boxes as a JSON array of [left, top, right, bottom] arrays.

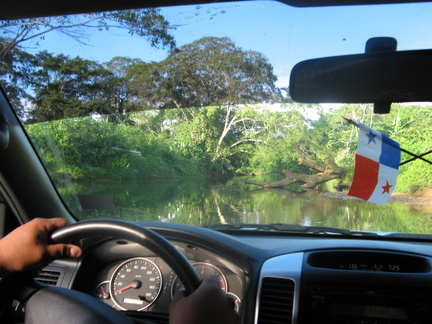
[[37, 222, 432, 324]]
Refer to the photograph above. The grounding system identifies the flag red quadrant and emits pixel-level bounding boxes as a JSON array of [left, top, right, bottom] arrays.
[[349, 155, 379, 200], [348, 122, 401, 205]]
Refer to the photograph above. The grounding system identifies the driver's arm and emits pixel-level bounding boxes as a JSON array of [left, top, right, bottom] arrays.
[[0, 218, 82, 276], [169, 275, 240, 324]]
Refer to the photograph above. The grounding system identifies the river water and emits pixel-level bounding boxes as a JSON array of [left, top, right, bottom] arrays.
[[59, 175, 432, 235]]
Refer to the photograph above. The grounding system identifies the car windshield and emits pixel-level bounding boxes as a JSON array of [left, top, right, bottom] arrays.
[[2, 0, 432, 236]]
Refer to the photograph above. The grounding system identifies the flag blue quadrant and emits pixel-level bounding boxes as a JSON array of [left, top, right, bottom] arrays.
[[380, 133, 401, 169]]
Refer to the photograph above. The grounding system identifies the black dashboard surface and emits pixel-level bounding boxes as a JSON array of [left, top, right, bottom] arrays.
[[39, 222, 432, 324]]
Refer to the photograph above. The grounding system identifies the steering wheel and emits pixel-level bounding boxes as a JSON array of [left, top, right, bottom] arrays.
[[3, 220, 202, 324]]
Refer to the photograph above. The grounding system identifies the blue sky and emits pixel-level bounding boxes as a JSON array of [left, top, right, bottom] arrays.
[[25, 0, 432, 88]]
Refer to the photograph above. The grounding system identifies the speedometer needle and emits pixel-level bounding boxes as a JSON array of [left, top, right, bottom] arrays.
[[114, 280, 142, 294]]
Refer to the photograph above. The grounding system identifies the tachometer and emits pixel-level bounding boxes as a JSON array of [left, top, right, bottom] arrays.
[[171, 262, 227, 297], [110, 257, 162, 311]]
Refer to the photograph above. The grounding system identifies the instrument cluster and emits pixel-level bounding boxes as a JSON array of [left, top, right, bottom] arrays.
[[90, 256, 244, 314]]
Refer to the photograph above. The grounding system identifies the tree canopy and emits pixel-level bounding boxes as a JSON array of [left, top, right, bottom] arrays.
[[128, 37, 281, 110], [0, 8, 175, 117], [3, 36, 281, 123]]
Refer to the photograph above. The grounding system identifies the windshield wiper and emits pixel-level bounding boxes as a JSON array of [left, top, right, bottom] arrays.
[[203, 223, 379, 236]]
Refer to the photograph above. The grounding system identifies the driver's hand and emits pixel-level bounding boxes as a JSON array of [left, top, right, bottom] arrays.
[[169, 275, 240, 324], [0, 218, 82, 276]]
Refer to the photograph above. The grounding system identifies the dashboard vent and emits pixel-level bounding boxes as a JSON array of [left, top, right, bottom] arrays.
[[257, 277, 295, 324], [35, 269, 61, 286]]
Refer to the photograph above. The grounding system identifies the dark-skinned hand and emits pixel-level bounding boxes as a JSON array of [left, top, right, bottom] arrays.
[[0, 218, 81, 276], [169, 275, 240, 324]]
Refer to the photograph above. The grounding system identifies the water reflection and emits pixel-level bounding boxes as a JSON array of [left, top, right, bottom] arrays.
[[57, 176, 432, 235]]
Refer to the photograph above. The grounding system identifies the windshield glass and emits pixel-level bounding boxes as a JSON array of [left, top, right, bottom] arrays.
[[2, 0, 432, 234]]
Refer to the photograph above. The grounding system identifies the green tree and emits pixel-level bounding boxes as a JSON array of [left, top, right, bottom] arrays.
[[129, 37, 281, 111], [104, 57, 148, 121], [0, 40, 34, 118], [248, 106, 312, 174], [28, 51, 117, 121]]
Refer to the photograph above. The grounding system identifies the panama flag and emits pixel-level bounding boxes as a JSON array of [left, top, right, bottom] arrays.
[[348, 121, 401, 205]]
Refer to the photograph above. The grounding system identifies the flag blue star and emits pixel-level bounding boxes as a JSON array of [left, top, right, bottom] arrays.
[[366, 130, 377, 144]]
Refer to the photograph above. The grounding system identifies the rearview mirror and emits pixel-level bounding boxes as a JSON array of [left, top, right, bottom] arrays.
[[289, 49, 432, 108]]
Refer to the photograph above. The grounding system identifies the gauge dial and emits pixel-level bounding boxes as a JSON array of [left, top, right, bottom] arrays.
[[110, 257, 162, 311], [227, 292, 241, 313], [95, 281, 111, 301], [171, 262, 228, 297]]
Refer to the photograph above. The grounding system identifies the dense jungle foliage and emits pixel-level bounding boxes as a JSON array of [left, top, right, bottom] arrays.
[[25, 103, 432, 193]]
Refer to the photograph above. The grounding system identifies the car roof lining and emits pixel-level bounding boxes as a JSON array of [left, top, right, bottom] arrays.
[[1, 0, 431, 20]]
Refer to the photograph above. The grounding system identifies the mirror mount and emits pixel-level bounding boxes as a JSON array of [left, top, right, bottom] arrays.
[[373, 101, 392, 114], [366, 37, 397, 114]]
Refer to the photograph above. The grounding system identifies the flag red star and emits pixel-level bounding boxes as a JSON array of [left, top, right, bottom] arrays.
[[382, 181, 393, 194]]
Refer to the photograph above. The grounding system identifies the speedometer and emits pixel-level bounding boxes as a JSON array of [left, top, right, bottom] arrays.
[[110, 257, 162, 311]]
